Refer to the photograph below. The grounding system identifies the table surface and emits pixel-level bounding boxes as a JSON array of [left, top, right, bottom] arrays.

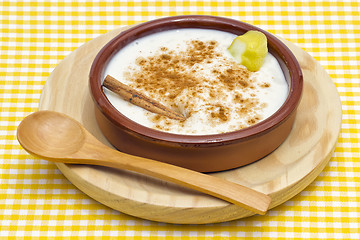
[[1, 1, 359, 239]]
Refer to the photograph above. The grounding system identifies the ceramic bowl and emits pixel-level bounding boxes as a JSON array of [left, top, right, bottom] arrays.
[[89, 15, 303, 172]]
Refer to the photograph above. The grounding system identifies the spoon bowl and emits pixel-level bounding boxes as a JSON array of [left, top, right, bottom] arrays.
[[17, 110, 271, 215], [18, 111, 86, 158]]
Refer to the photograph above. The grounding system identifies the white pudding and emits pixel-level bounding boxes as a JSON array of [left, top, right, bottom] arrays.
[[103, 28, 288, 135]]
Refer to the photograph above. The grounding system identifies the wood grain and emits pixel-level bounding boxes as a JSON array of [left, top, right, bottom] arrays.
[[38, 26, 342, 224]]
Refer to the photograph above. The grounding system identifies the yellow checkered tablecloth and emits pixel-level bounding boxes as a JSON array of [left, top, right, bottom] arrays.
[[1, 0, 359, 239]]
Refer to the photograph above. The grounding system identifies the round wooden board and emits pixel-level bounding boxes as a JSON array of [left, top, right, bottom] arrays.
[[39, 27, 342, 224]]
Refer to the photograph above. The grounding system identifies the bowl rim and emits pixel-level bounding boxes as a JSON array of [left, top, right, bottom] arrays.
[[89, 15, 303, 145]]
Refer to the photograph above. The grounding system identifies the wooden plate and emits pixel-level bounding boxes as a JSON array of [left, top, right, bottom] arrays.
[[39, 27, 342, 224]]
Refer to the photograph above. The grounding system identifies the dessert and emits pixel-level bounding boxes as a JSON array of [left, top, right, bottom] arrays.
[[103, 28, 288, 135]]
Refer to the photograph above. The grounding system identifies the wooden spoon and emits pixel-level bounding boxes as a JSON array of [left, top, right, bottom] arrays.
[[17, 111, 271, 215]]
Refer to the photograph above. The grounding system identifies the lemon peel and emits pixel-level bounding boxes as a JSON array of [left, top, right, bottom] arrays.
[[227, 30, 268, 72]]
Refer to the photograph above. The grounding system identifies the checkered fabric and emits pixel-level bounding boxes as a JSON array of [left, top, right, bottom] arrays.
[[1, 0, 359, 239]]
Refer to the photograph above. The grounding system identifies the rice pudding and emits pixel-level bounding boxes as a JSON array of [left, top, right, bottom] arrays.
[[103, 28, 288, 135]]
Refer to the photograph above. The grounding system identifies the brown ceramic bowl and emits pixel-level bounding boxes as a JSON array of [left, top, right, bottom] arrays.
[[89, 15, 303, 172]]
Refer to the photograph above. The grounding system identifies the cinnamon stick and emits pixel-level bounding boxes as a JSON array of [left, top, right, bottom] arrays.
[[103, 75, 186, 121]]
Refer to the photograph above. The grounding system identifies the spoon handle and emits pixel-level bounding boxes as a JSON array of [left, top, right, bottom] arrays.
[[76, 134, 271, 215]]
